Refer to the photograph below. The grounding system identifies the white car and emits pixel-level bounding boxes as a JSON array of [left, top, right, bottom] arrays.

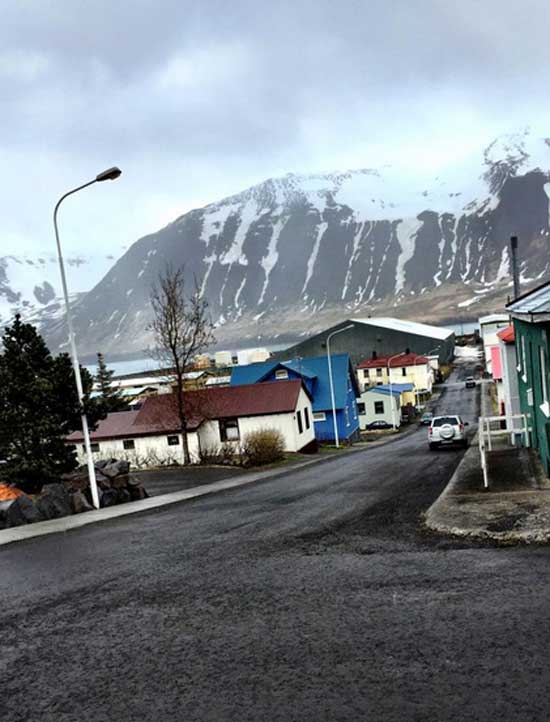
[[428, 415, 469, 450]]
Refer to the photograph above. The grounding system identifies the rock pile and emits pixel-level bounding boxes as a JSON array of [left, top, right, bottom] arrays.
[[0, 460, 148, 530]]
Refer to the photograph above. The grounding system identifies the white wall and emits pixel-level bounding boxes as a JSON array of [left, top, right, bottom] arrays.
[[73, 433, 185, 468], [358, 364, 432, 393], [196, 387, 315, 453], [357, 390, 400, 429]]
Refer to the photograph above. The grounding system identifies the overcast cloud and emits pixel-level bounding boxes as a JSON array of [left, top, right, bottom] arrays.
[[1, 0, 550, 260]]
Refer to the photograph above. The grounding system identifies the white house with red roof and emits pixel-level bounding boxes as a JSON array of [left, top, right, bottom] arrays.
[[356, 352, 434, 405], [67, 380, 315, 465]]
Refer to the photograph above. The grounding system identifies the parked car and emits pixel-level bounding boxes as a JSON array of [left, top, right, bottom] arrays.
[[465, 376, 476, 388], [366, 420, 393, 430], [428, 415, 469, 449], [420, 411, 434, 425]]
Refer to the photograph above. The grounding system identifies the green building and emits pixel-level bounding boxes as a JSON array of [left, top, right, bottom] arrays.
[[507, 281, 550, 475]]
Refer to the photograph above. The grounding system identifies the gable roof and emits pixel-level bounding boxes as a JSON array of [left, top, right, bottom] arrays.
[[352, 317, 453, 341], [231, 353, 359, 411], [68, 380, 306, 441], [506, 279, 550, 317], [357, 352, 429, 369]]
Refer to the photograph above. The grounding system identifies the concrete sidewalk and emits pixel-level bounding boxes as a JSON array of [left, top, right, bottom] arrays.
[[424, 437, 550, 544]]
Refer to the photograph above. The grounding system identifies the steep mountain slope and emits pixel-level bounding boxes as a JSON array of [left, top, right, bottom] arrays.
[[0, 252, 121, 331], [43, 129, 550, 355]]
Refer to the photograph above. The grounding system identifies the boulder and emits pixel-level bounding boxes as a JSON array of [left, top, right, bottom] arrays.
[[99, 488, 118, 508], [35, 483, 72, 521], [101, 460, 130, 479], [129, 484, 148, 501], [110, 474, 130, 489], [116, 488, 131, 504], [6, 496, 44, 527], [71, 490, 94, 514]]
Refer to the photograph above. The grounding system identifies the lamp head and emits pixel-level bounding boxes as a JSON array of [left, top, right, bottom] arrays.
[[96, 167, 122, 182]]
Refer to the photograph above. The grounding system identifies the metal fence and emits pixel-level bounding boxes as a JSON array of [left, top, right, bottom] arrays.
[[478, 414, 531, 489]]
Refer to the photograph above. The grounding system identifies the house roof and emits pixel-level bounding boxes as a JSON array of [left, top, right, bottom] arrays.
[[68, 380, 307, 441], [478, 313, 510, 325], [357, 352, 429, 369], [67, 411, 141, 442], [506, 280, 550, 317], [364, 386, 402, 398], [352, 317, 454, 341], [497, 325, 515, 343], [230, 353, 359, 411]]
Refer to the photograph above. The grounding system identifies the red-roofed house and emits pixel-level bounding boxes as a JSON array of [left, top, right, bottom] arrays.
[[356, 352, 435, 404], [67, 380, 316, 465], [497, 324, 520, 421]]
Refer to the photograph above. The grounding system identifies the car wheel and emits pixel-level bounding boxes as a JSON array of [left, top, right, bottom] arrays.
[[429, 443, 437, 450], [462, 439, 469, 449]]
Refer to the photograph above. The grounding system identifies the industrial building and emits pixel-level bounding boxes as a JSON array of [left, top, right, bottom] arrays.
[[277, 317, 455, 367]]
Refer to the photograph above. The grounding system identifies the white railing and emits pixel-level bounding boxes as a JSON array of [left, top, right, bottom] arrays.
[[478, 414, 531, 489]]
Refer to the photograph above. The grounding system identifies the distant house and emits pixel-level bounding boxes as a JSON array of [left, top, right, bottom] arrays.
[[357, 386, 401, 429], [356, 352, 433, 404], [230, 354, 360, 443], [68, 380, 316, 465], [506, 282, 550, 475]]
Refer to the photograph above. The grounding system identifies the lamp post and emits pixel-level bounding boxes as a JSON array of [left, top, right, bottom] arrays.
[[53, 167, 122, 509], [326, 324, 354, 448], [414, 347, 440, 410], [387, 352, 406, 430]]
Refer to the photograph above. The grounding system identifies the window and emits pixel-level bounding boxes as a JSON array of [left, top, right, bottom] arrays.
[[376, 368, 382, 377], [219, 418, 240, 442], [85, 442, 100, 453], [275, 368, 289, 380], [521, 336, 527, 377], [402, 367, 407, 377], [345, 406, 350, 426], [357, 402, 366, 415], [167, 435, 180, 446], [374, 400, 384, 414], [123, 439, 135, 450], [304, 407, 310, 430], [313, 412, 326, 422], [297, 410, 303, 434], [364, 369, 369, 378]]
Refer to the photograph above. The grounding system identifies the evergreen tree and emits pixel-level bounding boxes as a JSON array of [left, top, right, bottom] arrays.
[[95, 352, 128, 413], [0, 315, 105, 492]]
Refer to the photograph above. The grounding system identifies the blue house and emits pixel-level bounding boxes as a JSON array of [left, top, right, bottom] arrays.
[[230, 354, 360, 443]]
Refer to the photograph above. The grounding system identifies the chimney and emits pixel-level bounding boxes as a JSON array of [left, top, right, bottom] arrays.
[[510, 236, 520, 300], [372, 350, 377, 360]]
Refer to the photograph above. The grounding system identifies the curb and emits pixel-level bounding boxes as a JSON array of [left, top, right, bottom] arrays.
[[0, 443, 375, 548], [423, 435, 550, 545]]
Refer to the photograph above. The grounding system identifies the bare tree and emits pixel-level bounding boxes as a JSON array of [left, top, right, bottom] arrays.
[[149, 264, 215, 464]]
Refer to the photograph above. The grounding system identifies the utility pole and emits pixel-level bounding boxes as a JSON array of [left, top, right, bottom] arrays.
[[510, 236, 520, 300]]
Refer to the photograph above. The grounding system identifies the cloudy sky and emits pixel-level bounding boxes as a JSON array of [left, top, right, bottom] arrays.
[[2, 0, 549, 262]]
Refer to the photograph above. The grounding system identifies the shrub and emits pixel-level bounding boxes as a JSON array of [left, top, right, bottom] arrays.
[[239, 429, 285, 467]]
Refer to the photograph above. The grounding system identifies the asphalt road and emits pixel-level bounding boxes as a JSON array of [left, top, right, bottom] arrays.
[[3, 361, 550, 721]]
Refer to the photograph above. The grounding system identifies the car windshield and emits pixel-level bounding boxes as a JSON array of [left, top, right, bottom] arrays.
[[432, 416, 459, 426]]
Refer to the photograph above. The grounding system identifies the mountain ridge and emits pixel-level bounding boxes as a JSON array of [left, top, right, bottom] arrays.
[[27, 129, 550, 354]]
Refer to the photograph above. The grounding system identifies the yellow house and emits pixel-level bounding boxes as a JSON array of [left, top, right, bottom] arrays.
[[356, 352, 433, 405]]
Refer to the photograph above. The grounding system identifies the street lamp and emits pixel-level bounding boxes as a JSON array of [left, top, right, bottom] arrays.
[[326, 324, 354, 448], [53, 167, 122, 509], [387, 352, 406, 430], [413, 347, 440, 410]]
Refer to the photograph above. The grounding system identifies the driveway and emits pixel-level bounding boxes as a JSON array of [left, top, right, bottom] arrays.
[[3, 360, 549, 721]]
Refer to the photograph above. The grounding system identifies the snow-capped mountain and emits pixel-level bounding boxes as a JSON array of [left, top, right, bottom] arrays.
[[0, 252, 121, 330], [42, 129, 550, 355]]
